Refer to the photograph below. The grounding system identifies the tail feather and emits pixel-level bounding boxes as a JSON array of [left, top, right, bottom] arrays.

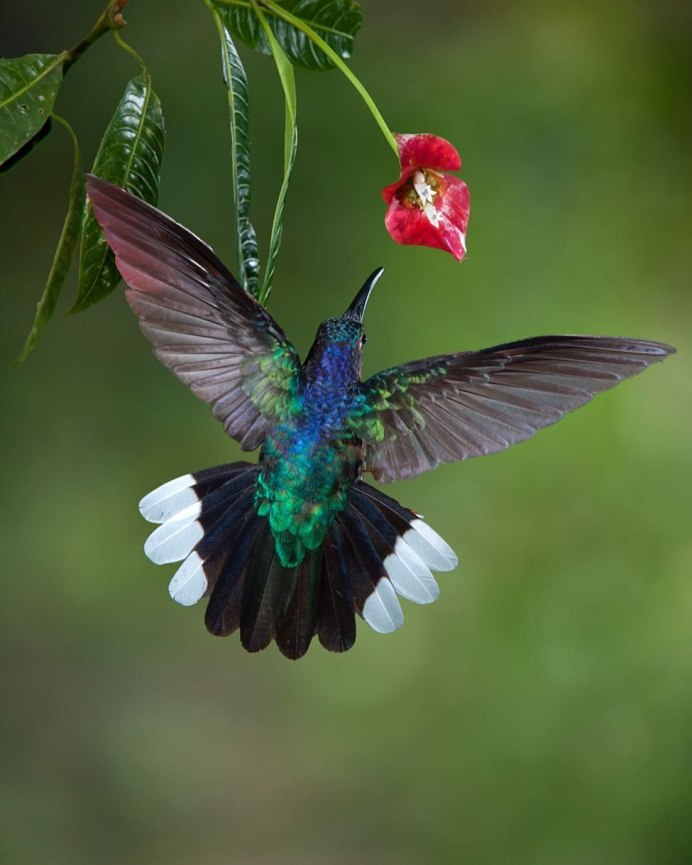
[[194, 483, 257, 561], [171, 489, 257, 609], [141, 466, 457, 658], [240, 523, 285, 652], [275, 550, 322, 659], [139, 463, 252, 524], [356, 482, 458, 572], [194, 472, 258, 531], [318, 524, 356, 652], [350, 494, 440, 604], [338, 506, 405, 634], [141, 462, 260, 607], [205, 509, 259, 635], [153, 477, 257, 578]]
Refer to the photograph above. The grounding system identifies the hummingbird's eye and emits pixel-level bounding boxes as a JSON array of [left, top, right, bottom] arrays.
[[362, 334, 367, 346]]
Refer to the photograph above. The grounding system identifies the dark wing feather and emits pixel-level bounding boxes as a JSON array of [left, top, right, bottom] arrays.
[[354, 335, 674, 483], [86, 175, 300, 450]]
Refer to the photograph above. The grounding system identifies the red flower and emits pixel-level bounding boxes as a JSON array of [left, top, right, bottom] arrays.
[[382, 133, 470, 261]]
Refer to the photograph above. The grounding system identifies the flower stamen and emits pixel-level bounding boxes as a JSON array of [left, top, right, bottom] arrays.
[[412, 170, 437, 206]]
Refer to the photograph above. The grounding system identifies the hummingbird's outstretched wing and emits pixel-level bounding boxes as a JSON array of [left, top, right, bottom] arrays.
[[86, 176, 300, 451], [354, 336, 674, 483]]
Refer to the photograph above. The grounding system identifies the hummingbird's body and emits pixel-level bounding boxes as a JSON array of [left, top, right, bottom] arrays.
[[86, 175, 674, 659], [256, 318, 367, 569]]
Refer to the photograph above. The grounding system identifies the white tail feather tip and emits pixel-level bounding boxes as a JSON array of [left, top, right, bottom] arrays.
[[385, 540, 439, 605], [169, 552, 207, 606], [407, 519, 458, 571], [139, 474, 197, 523], [144, 518, 204, 565], [362, 578, 404, 634]]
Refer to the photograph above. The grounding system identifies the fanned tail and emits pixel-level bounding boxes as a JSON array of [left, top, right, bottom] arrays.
[[140, 468, 458, 659], [336, 481, 458, 636]]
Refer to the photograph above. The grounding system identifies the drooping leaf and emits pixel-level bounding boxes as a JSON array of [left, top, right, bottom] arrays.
[[73, 73, 165, 312], [214, 0, 363, 71], [14, 115, 85, 364], [0, 53, 64, 166], [252, 2, 298, 304], [210, 9, 260, 297], [0, 117, 53, 174]]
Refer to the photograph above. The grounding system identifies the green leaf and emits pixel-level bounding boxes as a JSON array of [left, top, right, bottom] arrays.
[[0, 53, 64, 166], [14, 115, 85, 364], [73, 73, 165, 312], [252, 1, 298, 305], [214, 0, 362, 71], [0, 117, 53, 174], [210, 8, 261, 297]]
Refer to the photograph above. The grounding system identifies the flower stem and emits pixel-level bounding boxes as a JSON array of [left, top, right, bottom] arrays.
[[259, 0, 399, 158], [63, 0, 128, 76]]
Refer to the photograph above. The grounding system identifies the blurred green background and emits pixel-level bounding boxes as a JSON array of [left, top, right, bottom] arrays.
[[1, 2, 691, 863]]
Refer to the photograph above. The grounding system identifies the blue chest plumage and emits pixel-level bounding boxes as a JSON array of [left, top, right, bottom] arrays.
[[255, 339, 363, 566]]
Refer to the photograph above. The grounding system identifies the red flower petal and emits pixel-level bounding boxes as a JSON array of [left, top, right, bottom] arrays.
[[395, 133, 461, 173], [437, 175, 470, 234], [384, 176, 470, 262], [381, 178, 402, 205]]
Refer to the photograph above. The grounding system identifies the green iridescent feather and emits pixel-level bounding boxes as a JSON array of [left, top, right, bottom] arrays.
[[349, 360, 451, 442], [255, 434, 362, 567], [240, 343, 302, 422]]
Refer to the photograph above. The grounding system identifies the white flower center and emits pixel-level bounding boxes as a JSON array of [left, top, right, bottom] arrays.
[[412, 170, 437, 206]]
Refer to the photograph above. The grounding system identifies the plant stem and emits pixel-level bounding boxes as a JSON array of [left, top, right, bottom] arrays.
[[112, 28, 149, 77], [63, 0, 128, 76], [259, 0, 399, 158]]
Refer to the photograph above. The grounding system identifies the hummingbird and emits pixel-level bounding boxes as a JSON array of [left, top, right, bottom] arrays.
[[86, 175, 674, 660]]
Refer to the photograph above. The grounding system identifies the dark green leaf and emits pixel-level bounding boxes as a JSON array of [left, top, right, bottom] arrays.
[[214, 0, 362, 71], [211, 10, 261, 297], [14, 115, 84, 364], [0, 53, 64, 165], [73, 73, 165, 312], [0, 117, 53, 173]]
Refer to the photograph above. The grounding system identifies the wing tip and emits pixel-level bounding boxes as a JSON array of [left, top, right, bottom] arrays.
[[85, 173, 126, 208]]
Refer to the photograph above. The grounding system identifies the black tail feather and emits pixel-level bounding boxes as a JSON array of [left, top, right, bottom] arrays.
[[319, 523, 356, 652], [204, 507, 259, 636], [146, 463, 456, 657], [350, 491, 405, 551], [240, 522, 285, 652], [201, 482, 256, 556], [337, 506, 385, 614], [196, 473, 258, 535], [275, 550, 322, 659], [354, 481, 419, 533]]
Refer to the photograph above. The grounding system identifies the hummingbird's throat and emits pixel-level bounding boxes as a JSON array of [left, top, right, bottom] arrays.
[[398, 169, 444, 227]]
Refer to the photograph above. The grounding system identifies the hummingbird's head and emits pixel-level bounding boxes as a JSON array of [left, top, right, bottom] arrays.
[[305, 268, 384, 383]]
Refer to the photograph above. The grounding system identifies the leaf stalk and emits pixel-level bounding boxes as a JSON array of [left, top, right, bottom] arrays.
[[63, 0, 128, 76]]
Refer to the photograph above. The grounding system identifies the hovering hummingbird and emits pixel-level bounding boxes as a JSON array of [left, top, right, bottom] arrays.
[[86, 175, 674, 660]]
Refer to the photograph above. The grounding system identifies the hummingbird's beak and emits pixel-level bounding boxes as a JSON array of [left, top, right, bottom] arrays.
[[346, 267, 384, 322]]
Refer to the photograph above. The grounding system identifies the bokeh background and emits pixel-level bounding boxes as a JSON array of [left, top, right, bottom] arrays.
[[2, 2, 691, 863]]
